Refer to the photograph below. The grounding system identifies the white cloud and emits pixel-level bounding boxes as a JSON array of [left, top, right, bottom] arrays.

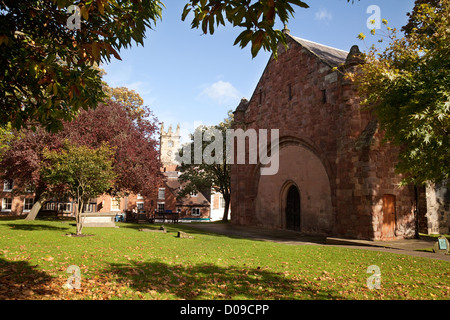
[[121, 81, 152, 96], [102, 63, 133, 87], [198, 80, 241, 105], [315, 7, 332, 22], [178, 121, 201, 145], [101, 62, 156, 106]]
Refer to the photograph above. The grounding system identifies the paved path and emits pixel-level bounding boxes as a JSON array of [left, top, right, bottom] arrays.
[[187, 223, 450, 262]]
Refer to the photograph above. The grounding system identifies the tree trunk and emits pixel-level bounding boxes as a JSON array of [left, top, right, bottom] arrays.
[[76, 199, 84, 235], [221, 192, 230, 222], [414, 184, 420, 239], [25, 190, 46, 220]]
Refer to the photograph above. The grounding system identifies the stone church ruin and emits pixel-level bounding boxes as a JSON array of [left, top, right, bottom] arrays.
[[230, 30, 449, 240]]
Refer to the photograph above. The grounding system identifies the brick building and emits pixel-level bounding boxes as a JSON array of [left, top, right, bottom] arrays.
[[0, 179, 35, 215], [157, 123, 211, 221], [230, 30, 448, 240], [0, 123, 211, 221]]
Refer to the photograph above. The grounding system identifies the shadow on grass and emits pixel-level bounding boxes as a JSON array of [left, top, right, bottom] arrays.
[[119, 223, 238, 243], [3, 223, 71, 232], [0, 256, 59, 299], [177, 223, 327, 245], [118, 222, 328, 247], [105, 260, 339, 300], [0, 215, 27, 221]]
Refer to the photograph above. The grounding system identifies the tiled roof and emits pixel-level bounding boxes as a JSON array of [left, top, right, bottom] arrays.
[[163, 172, 210, 207], [290, 36, 349, 68], [177, 193, 210, 207]]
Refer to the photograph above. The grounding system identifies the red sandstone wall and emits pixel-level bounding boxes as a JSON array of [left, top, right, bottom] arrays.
[[231, 36, 416, 240]]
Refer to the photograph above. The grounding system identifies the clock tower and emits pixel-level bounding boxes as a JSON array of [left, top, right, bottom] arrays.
[[160, 123, 181, 171]]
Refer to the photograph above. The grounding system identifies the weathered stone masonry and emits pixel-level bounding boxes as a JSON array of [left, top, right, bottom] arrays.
[[230, 32, 418, 240]]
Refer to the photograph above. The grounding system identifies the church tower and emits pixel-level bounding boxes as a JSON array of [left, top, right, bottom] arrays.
[[160, 123, 180, 171]]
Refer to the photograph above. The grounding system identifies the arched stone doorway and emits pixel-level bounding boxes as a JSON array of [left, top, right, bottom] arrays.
[[286, 185, 301, 231], [254, 141, 333, 233]]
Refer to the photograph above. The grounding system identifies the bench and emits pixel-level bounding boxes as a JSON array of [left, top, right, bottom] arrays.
[[150, 210, 179, 224], [137, 213, 148, 224], [125, 210, 149, 223]]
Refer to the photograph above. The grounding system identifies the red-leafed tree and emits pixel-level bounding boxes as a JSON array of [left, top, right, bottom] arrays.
[[0, 126, 64, 219], [0, 100, 162, 220], [62, 101, 162, 197]]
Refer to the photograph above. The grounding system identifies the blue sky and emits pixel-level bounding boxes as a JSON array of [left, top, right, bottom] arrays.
[[102, 0, 415, 142]]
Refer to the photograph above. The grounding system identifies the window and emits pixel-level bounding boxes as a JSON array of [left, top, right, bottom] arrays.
[[83, 203, 96, 213], [136, 202, 144, 211], [288, 84, 292, 101], [219, 196, 226, 209], [168, 140, 173, 147], [192, 208, 200, 216], [157, 202, 165, 213], [58, 203, 72, 213], [111, 198, 120, 211], [190, 191, 197, 197], [2, 198, 12, 211], [321, 89, 327, 104], [45, 202, 56, 211], [3, 179, 13, 192], [158, 188, 165, 200], [23, 198, 33, 212]]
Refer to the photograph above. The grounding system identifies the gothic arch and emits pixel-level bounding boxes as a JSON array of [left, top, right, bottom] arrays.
[[252, 136, 334, 233], [279, 180, 301, 230], [251, 135, 335, 201]]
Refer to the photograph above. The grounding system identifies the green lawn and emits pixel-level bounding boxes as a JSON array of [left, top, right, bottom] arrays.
[[0, 218, 448, 300]]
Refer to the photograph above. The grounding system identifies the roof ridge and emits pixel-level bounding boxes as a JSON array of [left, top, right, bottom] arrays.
[[287, 35, 349, 68], [291, 36, 349, 53]]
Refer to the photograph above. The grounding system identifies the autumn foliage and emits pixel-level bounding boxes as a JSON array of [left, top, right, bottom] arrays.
[[0, 100, 162, 215], [62, 101, 162, 197], [347, 0, 450, 185], [42, 142, 116, 235]]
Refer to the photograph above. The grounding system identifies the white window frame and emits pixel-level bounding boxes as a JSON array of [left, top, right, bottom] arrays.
[[23, 198, 34, 212], [111, 197, 121, 211], [45, 202, 56, 211], [158, 188, 165, 200], [219, 196, 225, 209], [191, 207, 201, 216], [83, 203, 95, 213], [58, 202, 73, 213], [2, 198, 12, 212], [157, 202, 165, 212], [3, 179, 13, 192], [136, 202, 144, 211]]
